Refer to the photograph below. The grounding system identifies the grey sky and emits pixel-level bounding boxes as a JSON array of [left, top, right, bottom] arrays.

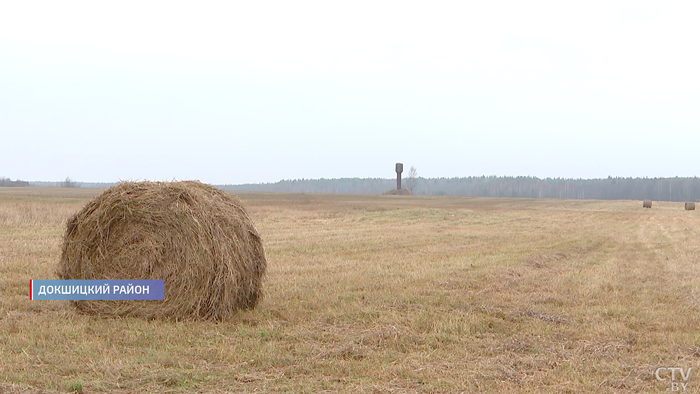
[[1, 1, 698, 184]]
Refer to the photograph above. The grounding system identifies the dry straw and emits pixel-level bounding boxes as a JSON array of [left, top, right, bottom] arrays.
[[685, 202, 695, 211], [643, 200, 652, 208], [384, 189, 411, 195], [57, 181, 267, 321]]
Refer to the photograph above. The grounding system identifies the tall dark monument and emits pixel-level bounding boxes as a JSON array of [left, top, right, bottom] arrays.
[[396, 163, 403, 190]]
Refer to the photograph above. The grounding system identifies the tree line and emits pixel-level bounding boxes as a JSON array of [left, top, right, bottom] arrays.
[[0, 177, 29, 187], [222, 176, 700, 202], [6, 175, 700, 202]]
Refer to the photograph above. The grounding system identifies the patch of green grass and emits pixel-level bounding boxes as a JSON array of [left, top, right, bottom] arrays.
[[64, 380, 83, 393]]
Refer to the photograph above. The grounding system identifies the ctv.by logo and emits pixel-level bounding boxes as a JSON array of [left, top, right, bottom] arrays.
[[655, 367, 692, 392]]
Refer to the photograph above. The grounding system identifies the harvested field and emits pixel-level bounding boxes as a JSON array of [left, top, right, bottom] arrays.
[[1, 188, 700, 392]]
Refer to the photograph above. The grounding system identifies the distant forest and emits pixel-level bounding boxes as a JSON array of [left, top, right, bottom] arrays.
[[6, 176, 700, 202], [222, 176, 700, 202], [0, 177, 29, 187]]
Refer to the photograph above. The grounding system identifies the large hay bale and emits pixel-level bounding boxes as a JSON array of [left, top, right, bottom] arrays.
[[57, 181, 267, 320], [685, 202, 695, 211], [643, 200, 652, 208]]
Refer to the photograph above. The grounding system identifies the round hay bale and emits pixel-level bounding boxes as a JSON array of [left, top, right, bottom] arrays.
[[643, 200, 652, 208], [57, 181, 267, 320], [384, 188, 411, 195], [685, 202, 695, 211]]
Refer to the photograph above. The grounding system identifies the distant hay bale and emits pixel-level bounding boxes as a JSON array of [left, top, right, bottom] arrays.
[[57, 181, 267, 320], [384, 189, 411, 195], [685, 202, 695, 211], [643, 200, 652, 208]]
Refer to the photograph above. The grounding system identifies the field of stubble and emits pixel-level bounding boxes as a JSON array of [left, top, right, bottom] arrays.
[[1, 187, 700, 393]]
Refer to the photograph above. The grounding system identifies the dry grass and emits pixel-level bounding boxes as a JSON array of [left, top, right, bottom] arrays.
[[384, 189, 411, 196], [2, 188, 700, 393]]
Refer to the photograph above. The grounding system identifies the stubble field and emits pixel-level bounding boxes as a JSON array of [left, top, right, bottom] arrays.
[[1, 187, 699, 393]]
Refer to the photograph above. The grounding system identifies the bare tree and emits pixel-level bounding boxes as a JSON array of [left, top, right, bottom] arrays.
[[407, 166, 418, 194], [60, 176, 78, 188]]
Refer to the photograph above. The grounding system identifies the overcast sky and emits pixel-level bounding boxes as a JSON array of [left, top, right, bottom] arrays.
[[1, 1, 698, 184]]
